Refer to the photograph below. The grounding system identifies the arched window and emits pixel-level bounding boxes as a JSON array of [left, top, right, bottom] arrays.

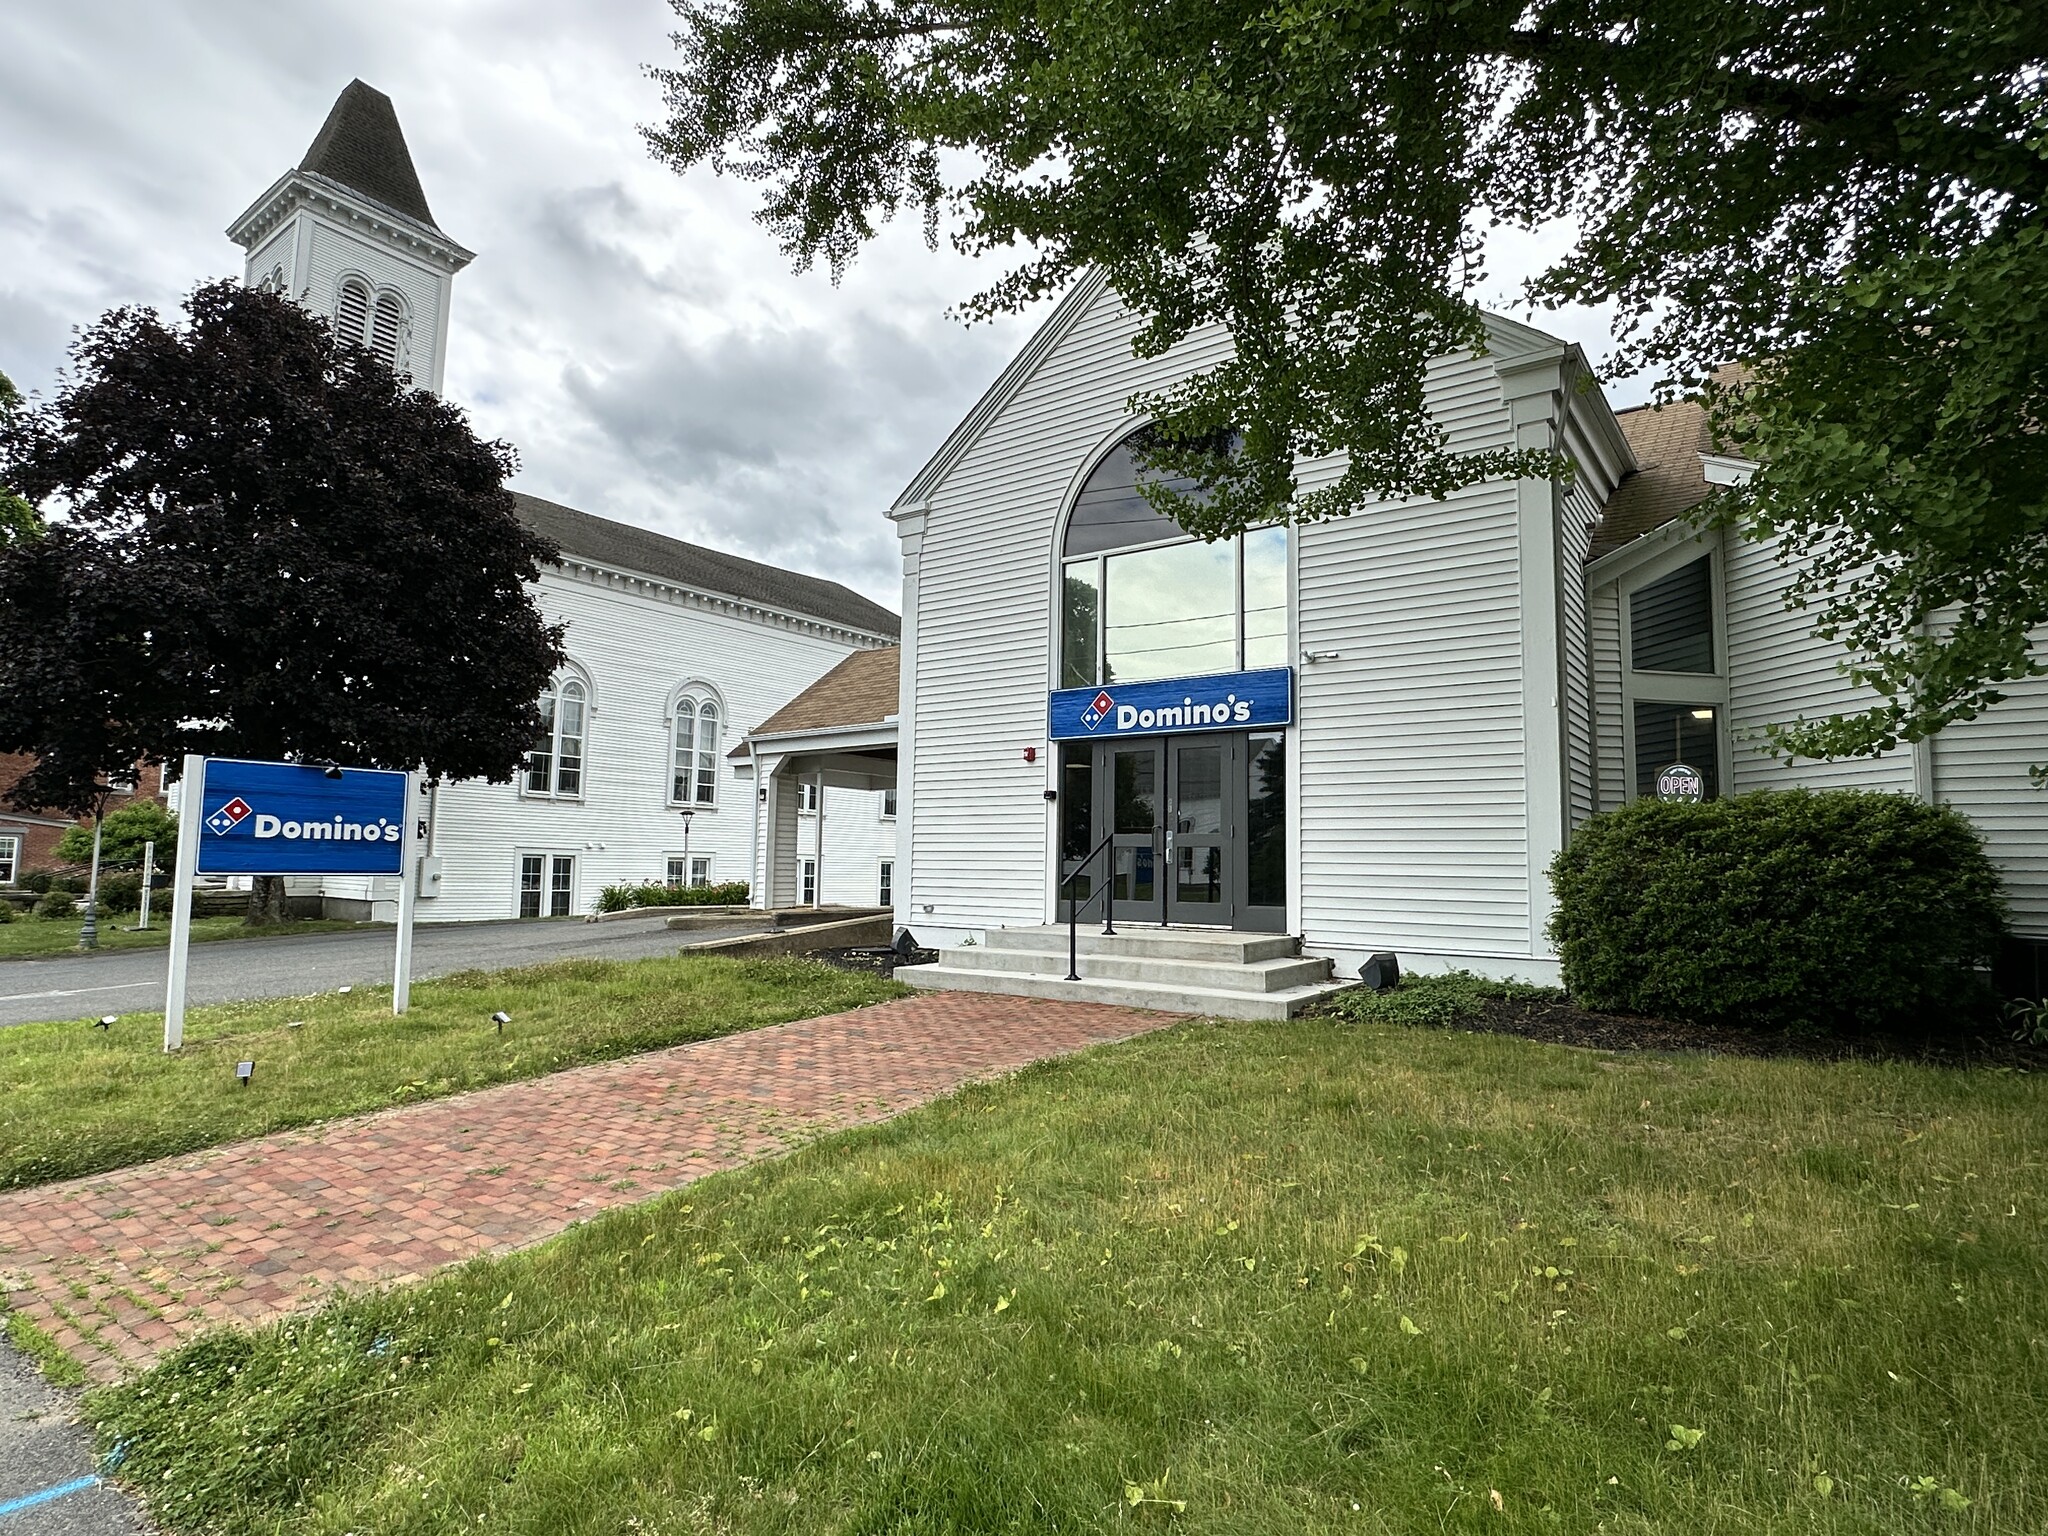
[[525, 670, 591, 799], [334, 277, 371, 348], [670, 689, 722, 806], [370, 290, 407, 370], [1059, 427, 1288, 688]]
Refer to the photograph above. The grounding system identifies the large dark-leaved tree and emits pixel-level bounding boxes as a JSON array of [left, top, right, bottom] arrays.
[[647, 0, 2048, 767], [0, 281, 564, 920]]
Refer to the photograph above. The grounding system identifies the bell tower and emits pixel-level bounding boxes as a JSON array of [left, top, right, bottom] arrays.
[[226, 80, 473, 394]]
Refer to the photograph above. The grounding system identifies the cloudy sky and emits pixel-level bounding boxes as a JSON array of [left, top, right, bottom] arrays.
[[0, 1, 1635, 608]]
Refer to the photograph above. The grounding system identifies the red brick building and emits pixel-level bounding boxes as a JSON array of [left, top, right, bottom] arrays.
[[0, 756, 164, 885]]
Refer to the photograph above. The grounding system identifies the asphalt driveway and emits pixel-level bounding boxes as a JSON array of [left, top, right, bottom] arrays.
[[0, 913, 760, 1029]]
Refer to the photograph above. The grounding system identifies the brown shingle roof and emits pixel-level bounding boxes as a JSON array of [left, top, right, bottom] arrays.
[[300, 80, 441, 232], [749, 646, 900, 738], [512, 493, 900, 640], [1589, 399, 1718, 560]]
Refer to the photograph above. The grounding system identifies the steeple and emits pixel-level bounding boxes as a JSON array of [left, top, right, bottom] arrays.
[[226, 81, 473, 395]]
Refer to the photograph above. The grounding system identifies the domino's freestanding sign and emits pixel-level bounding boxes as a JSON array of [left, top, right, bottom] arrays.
[[164, 755, 422, 1050]]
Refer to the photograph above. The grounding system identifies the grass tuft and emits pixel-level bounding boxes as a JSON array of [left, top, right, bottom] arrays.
[[6, 1307, 88, 1387]]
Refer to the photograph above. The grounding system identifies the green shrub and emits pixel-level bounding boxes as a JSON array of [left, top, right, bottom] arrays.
[[0, 900, 13, 924], [1324, 970, 1562, 1028], [595, 880, 752, 913], [34, 890, 77, 920], [19, 869, 54, 894], [95, 872, 143, 914], [1549, 789, 2007, 1036]]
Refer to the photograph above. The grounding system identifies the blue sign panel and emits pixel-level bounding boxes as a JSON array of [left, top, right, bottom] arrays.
[[1048, 667, 1293, 741], [193, 758, 408, 876]]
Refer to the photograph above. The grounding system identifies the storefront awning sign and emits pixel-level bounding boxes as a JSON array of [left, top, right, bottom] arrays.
[[1048, 667, 1293, 741]]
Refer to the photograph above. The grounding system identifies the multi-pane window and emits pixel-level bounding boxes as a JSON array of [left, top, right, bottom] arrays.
[[671, 695, 720, 805], [1060, 429, 1289, 688], [666, 855, 714, 888], [525, 674, 588, 798], [801, 858, 818, 905], [881, 788, 897, 819], [518, 854, 575, 918], [1623, 555, 1726, 801], [798, 782, 820, 813], [0, 833, 18, 885], [878, 860, 894, 906]]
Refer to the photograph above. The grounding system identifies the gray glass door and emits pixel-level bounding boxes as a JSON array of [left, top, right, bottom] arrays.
[[1168, 737, 1233, 926], [1106, 741, 1163, 923]]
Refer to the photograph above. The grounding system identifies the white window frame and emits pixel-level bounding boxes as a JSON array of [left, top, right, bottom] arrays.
[[878, 858, 894, 907], [0, 833, 18, 885], [1617, 542, 1731, 802], [801, 857, 818, 905], [516, 851, 578, 918], [524, 665, 593, 801], [666, 683, 724, 809], [798, 781, 820, 814], [880, 788, 897, 820], [665, 853, 716, 889]]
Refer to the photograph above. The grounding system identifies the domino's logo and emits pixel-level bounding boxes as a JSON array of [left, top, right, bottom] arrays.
[[206, 797, 254, 836], [1081, 690, 1115, 731]]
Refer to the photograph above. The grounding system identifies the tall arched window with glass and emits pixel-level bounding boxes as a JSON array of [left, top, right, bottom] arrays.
[[1059, 431, 1289, 688], [525, 675, 588, 798], [671, 696, 720, 806]]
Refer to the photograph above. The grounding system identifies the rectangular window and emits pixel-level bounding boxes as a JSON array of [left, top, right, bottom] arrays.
[[0, 833, 18, 885], [881, 788, 897, 819], [1630, 556, 1715, 673], [1059, 741, 1094, 901], [666, 856, 687, 887], [1061, 560, 1100, 688], [691, 856, 712, 888], [518, 854, 544, 918], [1104, 540, 1238, 682], [1246, 732, 1287, 908], [879, 860, 893, 907], [799, 782, 819, 813], [549, 855, 574, 917], [801, 858, 817, 905], [555, 697, 585, 797], [1242, 526, 1289, 671], [672, 711, 696, 804], [525, 696, 555, 793], [1633, 701, 1721, 800]]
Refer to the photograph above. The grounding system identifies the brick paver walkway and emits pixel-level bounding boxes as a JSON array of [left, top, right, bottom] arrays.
[[0, 993, 1177, 1382]]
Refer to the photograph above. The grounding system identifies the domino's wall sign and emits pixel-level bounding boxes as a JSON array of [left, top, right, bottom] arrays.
[[1048, 667, 1294, 741], [193, 758, 409, 876]]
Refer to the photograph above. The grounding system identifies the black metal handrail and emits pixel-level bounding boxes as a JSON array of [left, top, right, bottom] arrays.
[[1058, 830, 1120, 982]]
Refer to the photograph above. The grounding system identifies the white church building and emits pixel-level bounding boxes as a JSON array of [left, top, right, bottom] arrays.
[[221, 80, 900, 921]]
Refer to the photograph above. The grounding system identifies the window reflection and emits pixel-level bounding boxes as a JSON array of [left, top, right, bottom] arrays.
[[1061, 562, 1099, 689], [1104, 541, 1237, 682], [1244, 526, 1288, 671]]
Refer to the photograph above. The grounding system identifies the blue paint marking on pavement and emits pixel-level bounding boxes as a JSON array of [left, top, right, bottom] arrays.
[[0, 1475, 101, 1519]]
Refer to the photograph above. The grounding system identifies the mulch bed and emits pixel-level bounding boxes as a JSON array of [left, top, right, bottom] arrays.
[[813, 945, 938, 979], [1466, 992, 2047, 1070]]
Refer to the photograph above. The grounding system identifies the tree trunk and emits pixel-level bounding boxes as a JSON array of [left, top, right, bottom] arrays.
[[246, 875, 292, 926]]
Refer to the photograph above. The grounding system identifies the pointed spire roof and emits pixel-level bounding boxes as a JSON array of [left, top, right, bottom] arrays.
[[298, 79, 440, 231]]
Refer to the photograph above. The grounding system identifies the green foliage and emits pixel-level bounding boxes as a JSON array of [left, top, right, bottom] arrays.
[[1323, 970, 1561, 1030], [17, 869, 54, 893], [94, 871, 143, 914], [1549, 790, 2008, 1035], [595, 879, 752, 913], [649, 0, 2047, 762], [0, 899, 14, 924], [53, 799, 176, 871], [0, 367, 36, 549], [34, 889, 76, 920], [89, 1015, 2048, 1532]]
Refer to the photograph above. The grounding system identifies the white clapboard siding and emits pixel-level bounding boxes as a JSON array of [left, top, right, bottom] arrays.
[[1931, 670, 2048, 935], [908, 281, 1236, 929], [302, 218, 446, 380], [1557, 473, 1603, 829], [1723, 531, 1916, 793], [411, 564, 894, 923]]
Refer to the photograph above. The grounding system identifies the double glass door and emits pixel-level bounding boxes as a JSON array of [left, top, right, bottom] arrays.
[[1058, 732, 1286, 930]]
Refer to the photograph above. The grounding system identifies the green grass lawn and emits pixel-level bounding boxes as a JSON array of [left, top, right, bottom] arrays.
[[0, 911, 372, 959], [88, 1005, 2048, 1534], [0, 954, 907, 1189]]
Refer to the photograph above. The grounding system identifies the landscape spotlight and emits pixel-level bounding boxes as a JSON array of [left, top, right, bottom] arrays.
[[337, 985, 352, 995], [491, 1011, 511, 1032], [321, 762, 344, 780], [1358, 952, 1401, 993], [891, 928, 919, 962], [95, 1015, 116, 1030], [236, 1060, 255, 1086]]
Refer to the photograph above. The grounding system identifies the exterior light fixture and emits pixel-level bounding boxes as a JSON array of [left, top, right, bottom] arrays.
[[337, 985, 352, 995], [1022, 746, 1038, 763], [491, 1010, 511, 1032], [321, 762, 344, 780], [891, 929, 920, 961], [1359, 952, 1400, 992], [95, 1015, 117, 1030], [236, 1060, 255, 1085]]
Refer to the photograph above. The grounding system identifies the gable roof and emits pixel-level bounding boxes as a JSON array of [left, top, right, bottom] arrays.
[[299, 80, 440, 232], [747, 646, 900, 740], [1589, 399, 1719, 560], [512, 492, 900, 640]]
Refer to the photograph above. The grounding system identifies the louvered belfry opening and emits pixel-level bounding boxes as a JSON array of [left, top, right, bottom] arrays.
[[335, 278, 371, 348], [370, 290, 406, 371]]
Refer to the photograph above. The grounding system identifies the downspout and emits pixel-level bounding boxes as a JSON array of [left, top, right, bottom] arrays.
[[748, 739, 763, 909]]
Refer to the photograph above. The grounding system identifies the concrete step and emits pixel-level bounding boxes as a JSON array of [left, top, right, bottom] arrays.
[[941, 943, 1332, 994], [895, 962, 1355, 1022], [982, 925, 1300, 965]]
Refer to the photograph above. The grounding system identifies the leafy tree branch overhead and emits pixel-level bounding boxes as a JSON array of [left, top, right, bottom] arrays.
[[645, 0, 2048, 762]]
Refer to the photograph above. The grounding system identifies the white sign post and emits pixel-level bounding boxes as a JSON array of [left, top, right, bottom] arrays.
[[392, 772, 420, 1015], [135, 839, 156, 930], [163, 754, 205, 1052]]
